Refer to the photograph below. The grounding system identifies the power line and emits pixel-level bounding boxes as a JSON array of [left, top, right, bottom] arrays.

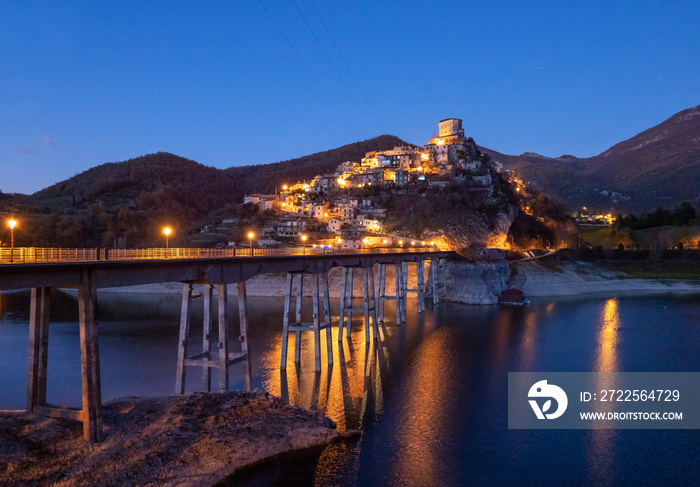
[[257, 0, 360, 140], [308, 0, 386, 134], [291, 0, 377, 135]]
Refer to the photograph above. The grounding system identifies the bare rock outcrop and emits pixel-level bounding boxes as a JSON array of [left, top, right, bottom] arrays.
[[441, 259, 511, 305], [0, 391, 342, 486]]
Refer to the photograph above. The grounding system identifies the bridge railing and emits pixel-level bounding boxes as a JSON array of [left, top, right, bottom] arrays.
[[0, 246, 440, 263], [0, 247, 99, 263]]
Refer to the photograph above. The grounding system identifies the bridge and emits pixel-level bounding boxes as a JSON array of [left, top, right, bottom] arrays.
[[0, 247, 453, 442]]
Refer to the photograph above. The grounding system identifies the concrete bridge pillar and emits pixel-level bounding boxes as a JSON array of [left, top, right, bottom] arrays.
[[26, 270, 103, 443], [280, 272, 333, 371], [338, 265, 378, 343], [377, 262, 406, 324], [401, 260, 427, 313], [176, 281, 252, 395]]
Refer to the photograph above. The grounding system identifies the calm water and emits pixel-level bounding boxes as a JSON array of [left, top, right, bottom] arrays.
[[1, 289, 699, 486]]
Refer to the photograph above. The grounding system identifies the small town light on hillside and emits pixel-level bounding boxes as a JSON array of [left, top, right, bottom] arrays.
[[399, 240, 403, 245], [421, 153, 429, 161], [282, 185, 288, 190], [8, 219, 16, 262], [411, 241, 415, 245], [163, 227, 172, 249], [430, 241, 435, 246], [383, 239, 388, 244]]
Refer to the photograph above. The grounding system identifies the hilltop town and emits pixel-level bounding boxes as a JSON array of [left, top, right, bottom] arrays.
[[239, 118, 507, 251]]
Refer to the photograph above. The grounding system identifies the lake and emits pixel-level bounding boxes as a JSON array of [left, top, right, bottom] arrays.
[[1, 289, 699, 486]]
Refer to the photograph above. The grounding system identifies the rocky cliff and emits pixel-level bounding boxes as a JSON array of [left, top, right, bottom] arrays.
[[440, 259, 511, 305]]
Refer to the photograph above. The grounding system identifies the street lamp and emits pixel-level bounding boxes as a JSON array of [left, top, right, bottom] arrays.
[[8, 219, 16, 263], [163, 227, 172, 249], [248, 231, 255, 255], [301, 234, 307, 255]]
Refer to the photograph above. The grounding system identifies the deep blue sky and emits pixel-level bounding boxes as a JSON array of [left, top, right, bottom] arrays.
[[2, 1, 699, 194]]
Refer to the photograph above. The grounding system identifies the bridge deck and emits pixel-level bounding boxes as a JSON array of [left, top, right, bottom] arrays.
[[0, 249, 454, 291]]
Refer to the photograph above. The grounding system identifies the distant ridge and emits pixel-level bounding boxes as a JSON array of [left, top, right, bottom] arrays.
[[482, 105, 700, 213]]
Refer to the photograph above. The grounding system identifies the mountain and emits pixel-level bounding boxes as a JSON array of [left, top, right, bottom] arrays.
[[27, 152, 239, 213], [482, 105, 700, 213], [6, 135, 412, 247], [224, 134, 411, 196]]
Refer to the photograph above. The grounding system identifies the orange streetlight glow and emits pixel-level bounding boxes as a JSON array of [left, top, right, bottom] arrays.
[[248, 231, 255, 254], [8, 219, 16, 262], [163, 227, 172, 249]]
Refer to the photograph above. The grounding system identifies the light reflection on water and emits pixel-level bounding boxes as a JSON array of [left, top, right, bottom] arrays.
[[1, 290, 700, 485]]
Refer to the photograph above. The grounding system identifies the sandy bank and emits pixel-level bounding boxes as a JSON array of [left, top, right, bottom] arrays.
[[0, 391, 348, 486], [510, 260, 700, 297]]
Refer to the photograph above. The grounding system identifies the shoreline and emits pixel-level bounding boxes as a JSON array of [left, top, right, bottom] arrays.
[[85, 261, 700, 302], [509, 260, 700, 298], [0, 391, 353, 486]]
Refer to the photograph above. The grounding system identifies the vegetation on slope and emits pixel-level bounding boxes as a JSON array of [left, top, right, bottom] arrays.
[[224, 135, 412, 196]]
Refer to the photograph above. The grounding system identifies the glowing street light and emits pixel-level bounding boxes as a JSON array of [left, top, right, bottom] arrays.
[[8, 219, 16, 263], [163, 227, 172, 247], [301, 234, 307, 254], [248, 231, 255, 254]]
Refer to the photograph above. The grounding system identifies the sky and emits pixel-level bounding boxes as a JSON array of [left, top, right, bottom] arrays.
[[1, 0, 699, 195]]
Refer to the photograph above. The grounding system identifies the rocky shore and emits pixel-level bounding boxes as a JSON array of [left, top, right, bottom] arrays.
[[93, 257, 700, 305], [0, 391, 348, 486], [510, 260, 700, 297]]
